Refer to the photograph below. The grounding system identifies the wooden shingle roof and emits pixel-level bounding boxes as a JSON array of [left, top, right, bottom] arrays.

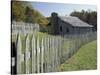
[[59, 16, 93, 27]]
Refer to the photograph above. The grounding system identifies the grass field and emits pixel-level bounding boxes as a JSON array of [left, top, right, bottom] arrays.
[[58, 40, 97, 71]]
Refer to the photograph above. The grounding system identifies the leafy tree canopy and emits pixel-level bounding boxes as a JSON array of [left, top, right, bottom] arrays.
[[12, 1, 49, 26], [70, 10, 97, 30]]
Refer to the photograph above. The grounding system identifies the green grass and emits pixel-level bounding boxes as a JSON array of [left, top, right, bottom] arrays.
[[58, 40, 97, 71]]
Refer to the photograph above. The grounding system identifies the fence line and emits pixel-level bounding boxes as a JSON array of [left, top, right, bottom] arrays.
[[12, 31, 96, 74], [12, 21, 40, 34]]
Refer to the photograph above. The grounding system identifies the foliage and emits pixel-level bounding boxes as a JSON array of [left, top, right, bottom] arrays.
[[70, 10, 97, 30], [11, 1, 49, 26], [12, 1, 25, 21]]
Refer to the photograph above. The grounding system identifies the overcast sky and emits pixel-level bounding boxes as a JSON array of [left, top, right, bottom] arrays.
[[31, 2, 97, 17]]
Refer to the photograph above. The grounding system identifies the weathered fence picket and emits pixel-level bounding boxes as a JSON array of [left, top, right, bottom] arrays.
[[12, 21, 40, 34], [25, 34, 31, 74], [16, 34, 25, 74], [41, 37, 44, 73], [32, 33, 36, 73], [36, 35, 40, 73]]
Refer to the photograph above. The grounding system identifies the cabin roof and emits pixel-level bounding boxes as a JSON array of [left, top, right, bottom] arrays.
[[58, 16, 93, 27]]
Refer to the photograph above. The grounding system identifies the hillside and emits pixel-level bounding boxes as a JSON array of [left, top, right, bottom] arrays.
[[11, 1, 49, 26]]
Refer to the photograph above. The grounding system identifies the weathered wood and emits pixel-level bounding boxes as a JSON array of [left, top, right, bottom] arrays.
[[54, 37, 57, 71], [12, 21, 40, 34], [47, 36, 50, 72], [44, 36, 47, 72], [51, 37, 55, 72], [36, 35, 40, 73], [32, 34, 36, 73], [49, 36, 52, 72], [16, 34, 24, 74], [15, 31, 96, 74], [41, 37, 44, 73], [25, 34, 31, 74]]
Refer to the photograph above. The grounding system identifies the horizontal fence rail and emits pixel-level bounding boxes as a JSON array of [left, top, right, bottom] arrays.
[[11, 31, 97, 74]]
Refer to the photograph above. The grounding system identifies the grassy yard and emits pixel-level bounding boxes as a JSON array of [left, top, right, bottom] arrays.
[[58, 40, 97, 71]]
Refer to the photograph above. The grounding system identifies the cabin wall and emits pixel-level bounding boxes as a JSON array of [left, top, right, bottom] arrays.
[[73, 27, 93, 34], [58, 18, 74, 35]]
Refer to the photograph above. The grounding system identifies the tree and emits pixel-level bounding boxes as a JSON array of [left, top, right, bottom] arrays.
[[70, 10, 97, 30], [12, 1, 25, 21], [11, 1, 49, 26]]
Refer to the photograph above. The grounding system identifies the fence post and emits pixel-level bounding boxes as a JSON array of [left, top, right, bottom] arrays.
[[32, 33, 36, 73], [25, 34, 31, 74], [51, 37, 55, 72], [36, 35, 40, 73], [16, 33, 24, 74], [49, 36, 52, 72], [56, 37, 60, 71], [59, 36, 62, 64], [41, 36, 44, 73], [46, 36, 49, 72], [48, 36, 51, 72], [44, 36, 47, 72]]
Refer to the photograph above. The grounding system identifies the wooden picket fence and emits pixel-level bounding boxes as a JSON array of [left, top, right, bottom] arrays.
[[12, 21, 40, 34], [12, 31, 96, 74]]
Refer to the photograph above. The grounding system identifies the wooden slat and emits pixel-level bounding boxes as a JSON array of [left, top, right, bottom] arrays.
[[32, 33, 36, 73], [16, 34, 23, 74], [25, 34, 30, 74], [36, 35, 40, 73], [41, 37, 44, 73]]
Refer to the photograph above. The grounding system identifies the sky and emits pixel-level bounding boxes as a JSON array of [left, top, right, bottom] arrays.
[[31, 2, 97, 17]]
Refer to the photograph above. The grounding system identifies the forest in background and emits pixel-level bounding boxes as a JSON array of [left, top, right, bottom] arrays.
[[70, 10, 97, 30]]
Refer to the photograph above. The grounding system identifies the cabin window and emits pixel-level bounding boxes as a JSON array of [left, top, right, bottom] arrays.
[[60, 26, 62, 32]]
